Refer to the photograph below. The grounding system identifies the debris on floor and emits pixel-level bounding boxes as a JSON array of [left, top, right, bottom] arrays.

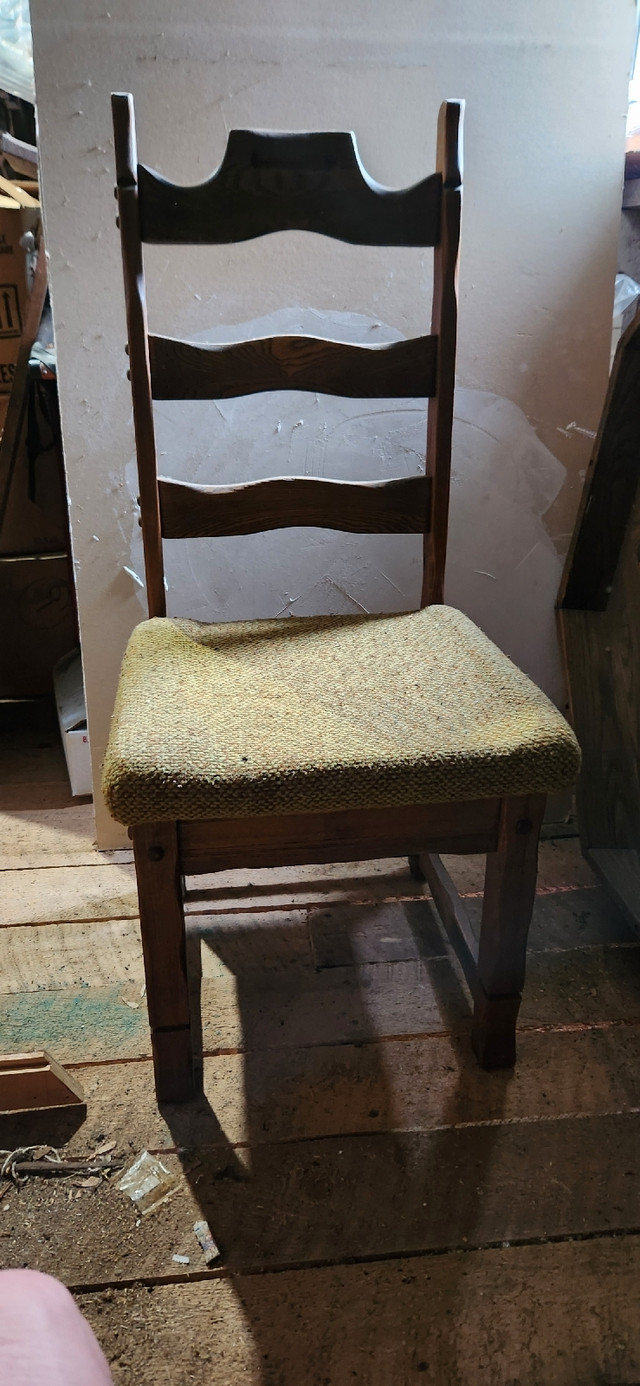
[[1, 1142, 121, 1185], [194, 1218, 221, 1266], [118, 1150, 180, 1216]]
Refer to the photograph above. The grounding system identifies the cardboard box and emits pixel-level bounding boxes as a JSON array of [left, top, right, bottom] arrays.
[[0, 196, 40, 407], [0, 382, 68, 556], [53, 647, 92, 797], [0, 552, 77, 697]]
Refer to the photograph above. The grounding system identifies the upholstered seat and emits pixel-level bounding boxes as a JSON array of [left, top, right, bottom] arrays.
[[103, 605, 580, 825]]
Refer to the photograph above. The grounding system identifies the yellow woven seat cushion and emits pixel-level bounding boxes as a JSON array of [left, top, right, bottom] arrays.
[[102, 605, 580, 825]]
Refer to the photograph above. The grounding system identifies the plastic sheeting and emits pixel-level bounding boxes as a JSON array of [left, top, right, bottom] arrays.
[[0, 0, 33, 106]]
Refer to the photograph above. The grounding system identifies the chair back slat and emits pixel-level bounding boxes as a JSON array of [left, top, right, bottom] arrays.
[[149, 333, 437, 401], [111, 93, 463, 605], [158, 474, 430, 539], [138, 130, 441, 247]]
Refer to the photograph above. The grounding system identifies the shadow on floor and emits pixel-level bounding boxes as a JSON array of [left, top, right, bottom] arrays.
[[159, 894, 516, 1384]]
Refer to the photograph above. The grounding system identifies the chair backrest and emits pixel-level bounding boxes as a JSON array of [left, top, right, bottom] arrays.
[[111, 93, 463, 618]]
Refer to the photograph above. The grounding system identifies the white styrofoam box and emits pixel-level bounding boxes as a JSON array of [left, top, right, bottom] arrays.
[[53, 647, 92, 797]]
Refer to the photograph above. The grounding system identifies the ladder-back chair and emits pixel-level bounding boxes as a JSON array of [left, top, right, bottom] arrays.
[[104, 93, 580, 1104]]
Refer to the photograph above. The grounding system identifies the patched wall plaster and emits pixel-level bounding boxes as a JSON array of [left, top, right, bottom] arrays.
[[29, 0, 635, 845]]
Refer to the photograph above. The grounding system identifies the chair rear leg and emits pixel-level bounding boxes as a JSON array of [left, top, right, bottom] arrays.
[[472, 793, 546, 1069], [131, 821, 196, 1102]]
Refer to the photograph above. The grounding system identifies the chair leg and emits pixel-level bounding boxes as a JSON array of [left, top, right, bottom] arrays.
[[472, 793, 546, 1069], [131, 821, 196, 1103], [408, 853, 426, 882]]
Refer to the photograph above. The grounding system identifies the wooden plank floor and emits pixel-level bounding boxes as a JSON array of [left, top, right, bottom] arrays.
[[2, 700, 640, 1384]]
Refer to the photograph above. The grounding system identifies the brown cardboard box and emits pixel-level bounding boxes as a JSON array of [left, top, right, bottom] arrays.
[[0, 552, 77, 697], [0, 393, 68, 556], [0, 195, 40, 409]]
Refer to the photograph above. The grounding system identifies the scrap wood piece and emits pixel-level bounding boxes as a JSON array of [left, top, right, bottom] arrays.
[[0, 171, 39, 208], [558, 305, 640, 613], [0, 1049, 84, 1114], [0, 132, 38, 177], [557, 307, 640, 934]]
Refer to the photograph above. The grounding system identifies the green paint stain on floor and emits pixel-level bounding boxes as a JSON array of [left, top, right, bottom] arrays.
[[0, 985, 147, 1061]]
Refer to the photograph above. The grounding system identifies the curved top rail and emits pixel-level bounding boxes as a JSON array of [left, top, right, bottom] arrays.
[[136, 129, 443, 247]]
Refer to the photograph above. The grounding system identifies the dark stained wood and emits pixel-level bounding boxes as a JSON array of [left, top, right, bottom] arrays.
[[421, 99, 463, 606], [558, 307, 640, 611], [558, 476, 640, 927], [588, 848, 640, 932], [138, 130, 442, 247], [418, 850, 478, 990], [149, 332, 438, 400], [159, 473, 430, 538], [472, 794, 546, 1068], [178, 799, 500, 875], [559, 606, 640, 857], [131, 821, 195, 1101], [112, 92, 166, 617], [556, 314, 640, 935]]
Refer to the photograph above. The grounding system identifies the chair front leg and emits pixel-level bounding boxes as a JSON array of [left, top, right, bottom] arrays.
[[472, 793, 546, 1068], [131, 820, 196, 1102]]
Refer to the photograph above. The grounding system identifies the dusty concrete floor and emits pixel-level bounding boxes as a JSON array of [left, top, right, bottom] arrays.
[[2, 698, 640, 1384]]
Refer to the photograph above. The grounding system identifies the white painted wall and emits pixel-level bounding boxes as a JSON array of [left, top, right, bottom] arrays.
[[30, 0, 635, 846]]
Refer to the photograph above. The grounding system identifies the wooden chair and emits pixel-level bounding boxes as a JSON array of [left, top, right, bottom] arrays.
[[104, 92, 580, 1104]]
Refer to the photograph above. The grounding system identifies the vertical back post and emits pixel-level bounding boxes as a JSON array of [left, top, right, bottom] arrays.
[[112, 92, 166, 617], [421, 99, 463, 607]]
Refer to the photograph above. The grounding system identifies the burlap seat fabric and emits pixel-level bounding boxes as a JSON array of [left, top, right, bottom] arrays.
[[102, 605, 581, 825]]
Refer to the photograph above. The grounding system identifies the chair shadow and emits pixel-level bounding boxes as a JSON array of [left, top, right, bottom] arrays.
[[160, 873, 516, 1383]]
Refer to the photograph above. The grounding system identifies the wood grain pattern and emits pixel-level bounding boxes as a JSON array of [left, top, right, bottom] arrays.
[[558, 307, 640, 611], [131, 821, 195, 1101], [4, 938, 640, 1066], [75, 1240, 640, 1384], [9, 1023, 640, 1156], [0, 1050, 84, 1113], [137, 129, 442, 247], [149, 332, 438, 400], [158, 473, 430, 538], [4, 1115, 640, 1282], [112, 92, 166, 616], [178, 799, 500, 874]]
